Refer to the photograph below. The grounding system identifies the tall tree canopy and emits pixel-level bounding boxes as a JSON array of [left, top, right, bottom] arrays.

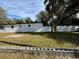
[[44, 0, 79, 32]]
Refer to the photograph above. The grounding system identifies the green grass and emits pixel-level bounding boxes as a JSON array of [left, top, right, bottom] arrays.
[[0, 32, 79, 48]]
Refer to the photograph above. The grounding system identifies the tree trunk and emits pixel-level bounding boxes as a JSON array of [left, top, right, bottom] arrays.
[[51, 25, 57, 32], [51, 18, 54, 32], [51, 18, 57, 32], [51, 26, 53, 32], [53, 24, 57, 32]]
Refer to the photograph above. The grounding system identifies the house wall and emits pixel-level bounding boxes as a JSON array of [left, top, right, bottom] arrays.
[[57, 26, 79, 32], [0, 23, 79, 33], [0, 23, 51, 33]]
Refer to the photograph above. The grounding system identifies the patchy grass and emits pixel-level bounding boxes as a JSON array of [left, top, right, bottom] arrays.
[[0, 53, 78, 59], [0, 49, 78, 59], [0, 32, 79, 48]]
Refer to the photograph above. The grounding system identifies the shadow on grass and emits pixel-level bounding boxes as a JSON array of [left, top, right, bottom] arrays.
[[45, 32, 79, 45], [17, 32, 79, 47], [46, 32, 79, 46], [0, 41, 37, 47]]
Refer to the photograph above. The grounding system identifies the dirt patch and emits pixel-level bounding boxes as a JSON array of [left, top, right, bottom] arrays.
[[5, 34, 23, 38]]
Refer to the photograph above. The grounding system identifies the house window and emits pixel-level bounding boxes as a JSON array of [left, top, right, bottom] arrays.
[[11, 25, 14, 29], [20, 25, 21, 27], [0, 26, 4, 30], [28, 24, 31, 27]]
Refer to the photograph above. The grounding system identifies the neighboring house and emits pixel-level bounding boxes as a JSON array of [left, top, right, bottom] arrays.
[[0, 23, 51, 33], [0, 23, 79, 33]]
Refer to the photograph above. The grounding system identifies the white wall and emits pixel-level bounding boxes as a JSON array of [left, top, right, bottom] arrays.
[[57, 26, 79, 32], [0, 23, 51, 33], [0, 23, 79, 33]]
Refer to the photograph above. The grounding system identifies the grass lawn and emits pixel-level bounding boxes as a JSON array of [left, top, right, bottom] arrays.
[[0, 32, 79, 48], [0, 53, 77, 59]]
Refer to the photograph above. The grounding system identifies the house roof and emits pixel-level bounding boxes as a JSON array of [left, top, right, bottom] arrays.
[[0, 23, 43, 25]]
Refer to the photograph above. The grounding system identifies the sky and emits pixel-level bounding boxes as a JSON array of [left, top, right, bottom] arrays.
[[0, 0, 45, 20]]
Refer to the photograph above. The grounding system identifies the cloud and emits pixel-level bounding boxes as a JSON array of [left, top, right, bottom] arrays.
[[0, 0, 45, 20]]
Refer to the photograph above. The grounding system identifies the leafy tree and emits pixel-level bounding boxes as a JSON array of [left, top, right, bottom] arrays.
[[25, 17, 33, 23], [34, 20, 40, 23], [13, 18, 25, 24], [0, 18, 9, 24], [44, 0, 79, 32], [0, 7, 5, 18], [36, 11, 49, 26], [0, 7, 9, 24]]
